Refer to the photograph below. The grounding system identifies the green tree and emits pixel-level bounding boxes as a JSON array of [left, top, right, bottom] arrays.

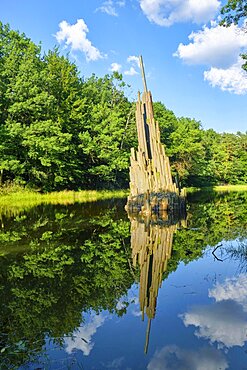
[[166, 117, 207, 186], [78, 73, 133, 188], [221, 0, 247, 25], [153, 101, 178, 148]]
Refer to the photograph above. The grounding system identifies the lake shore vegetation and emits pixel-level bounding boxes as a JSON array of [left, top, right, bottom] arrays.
[[0, 21, 246, 195]]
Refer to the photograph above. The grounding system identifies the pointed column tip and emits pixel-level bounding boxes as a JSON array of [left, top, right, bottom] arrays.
[[139, 55, 148, 93]]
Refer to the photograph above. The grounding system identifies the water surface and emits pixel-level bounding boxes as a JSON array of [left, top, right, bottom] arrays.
[[0, 191, 247, 369]]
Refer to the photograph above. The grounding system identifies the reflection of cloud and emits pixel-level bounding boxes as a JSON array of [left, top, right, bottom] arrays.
[[209, 274, 247, 310], [182, 300, 247, 348], [147, 345, 228, 370], [116, 293, 141, 317], [105, 356, 125, 369], [131, 309, 142, 317], [181, 274, 247, 348], [65, 314, 105, 356]]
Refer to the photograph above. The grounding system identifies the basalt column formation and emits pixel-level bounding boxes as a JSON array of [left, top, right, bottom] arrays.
[[126, 56, 186, 215]]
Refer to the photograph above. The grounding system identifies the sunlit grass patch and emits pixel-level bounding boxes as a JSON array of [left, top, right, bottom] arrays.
[[0, 189, 129, 215], [213, 185, 247, 192], [187, 184, 247, 193]]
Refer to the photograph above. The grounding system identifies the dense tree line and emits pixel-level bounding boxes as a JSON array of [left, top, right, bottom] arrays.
[[0, 22, 246, 191]]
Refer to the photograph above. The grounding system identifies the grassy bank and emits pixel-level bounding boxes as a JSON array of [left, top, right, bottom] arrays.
[[187, 184, 247, 193], [1, 184, 247, 215], [0, 188, 129, 215], [213, 185, 247, 192]]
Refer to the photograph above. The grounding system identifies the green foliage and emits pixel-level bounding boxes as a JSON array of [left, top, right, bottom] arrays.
[[221, 0, 247, 25], [166, 118, 207, 186], [0, 22, 133, 191], [78, 74, 133, 188], [0, 21, 246, 192], [153, 101, 247, 187]]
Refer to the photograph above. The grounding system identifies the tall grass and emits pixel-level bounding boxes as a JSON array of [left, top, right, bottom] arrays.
[[1, 183, 246, 215], [213, 185, 247, 192], [0, 187, 129, 215], [187, 184, 247, 193]]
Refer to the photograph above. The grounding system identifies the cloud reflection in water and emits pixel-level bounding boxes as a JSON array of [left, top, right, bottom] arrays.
[[181, 273, 247, 348]]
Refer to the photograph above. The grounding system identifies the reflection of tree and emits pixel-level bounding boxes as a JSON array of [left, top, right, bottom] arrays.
[[169, 191, 247, 274], [208, 238, 247, 271], [0, 191, 246, 366], [0, 201, 133, 369]]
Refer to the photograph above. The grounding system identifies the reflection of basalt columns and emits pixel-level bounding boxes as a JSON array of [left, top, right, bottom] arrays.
[[131, 220, 177, 321], [131, 218, 178, 354]]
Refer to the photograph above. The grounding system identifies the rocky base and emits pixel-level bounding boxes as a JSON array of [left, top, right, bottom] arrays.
[[125, 190, 186, 218]]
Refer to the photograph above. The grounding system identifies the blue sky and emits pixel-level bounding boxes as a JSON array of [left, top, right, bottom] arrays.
[[0, 0, 246, 133]]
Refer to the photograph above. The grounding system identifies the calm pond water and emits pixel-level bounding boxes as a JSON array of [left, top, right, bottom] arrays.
[[0, 191, 247, 370]]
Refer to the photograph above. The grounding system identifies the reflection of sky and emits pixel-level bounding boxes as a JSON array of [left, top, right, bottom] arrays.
[[35, 245, 246, 370], [181, 274, 247, 348], [64, 288, 140, 359], [147, 345, 228, 370], [209, 273, 247, 311], [64, 313, 105, 356], [116, 286, 141, 317]]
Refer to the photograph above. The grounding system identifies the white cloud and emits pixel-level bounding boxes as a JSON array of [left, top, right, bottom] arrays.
[[175, 24, 247, 68], [139, 0, 220, 27], [55, 19, 103, 62], [204, 58, 247, 95], [181, 274, 247, 348], [109, 62, 122, 72], [96, 0, 125, 16], [124, 55, 140, 76], [174, 23, 247, 94], [64, 314, 105, 356], [147, 345, 228, 370], [127, 55, 140, 67], [124, 66, 139, 76]]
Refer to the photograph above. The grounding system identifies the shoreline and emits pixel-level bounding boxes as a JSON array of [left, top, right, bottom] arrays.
[[0, 184, 247, 210]]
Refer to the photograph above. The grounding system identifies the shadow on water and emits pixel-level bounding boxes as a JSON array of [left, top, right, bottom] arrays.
[[0, 191, 246, 368]]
